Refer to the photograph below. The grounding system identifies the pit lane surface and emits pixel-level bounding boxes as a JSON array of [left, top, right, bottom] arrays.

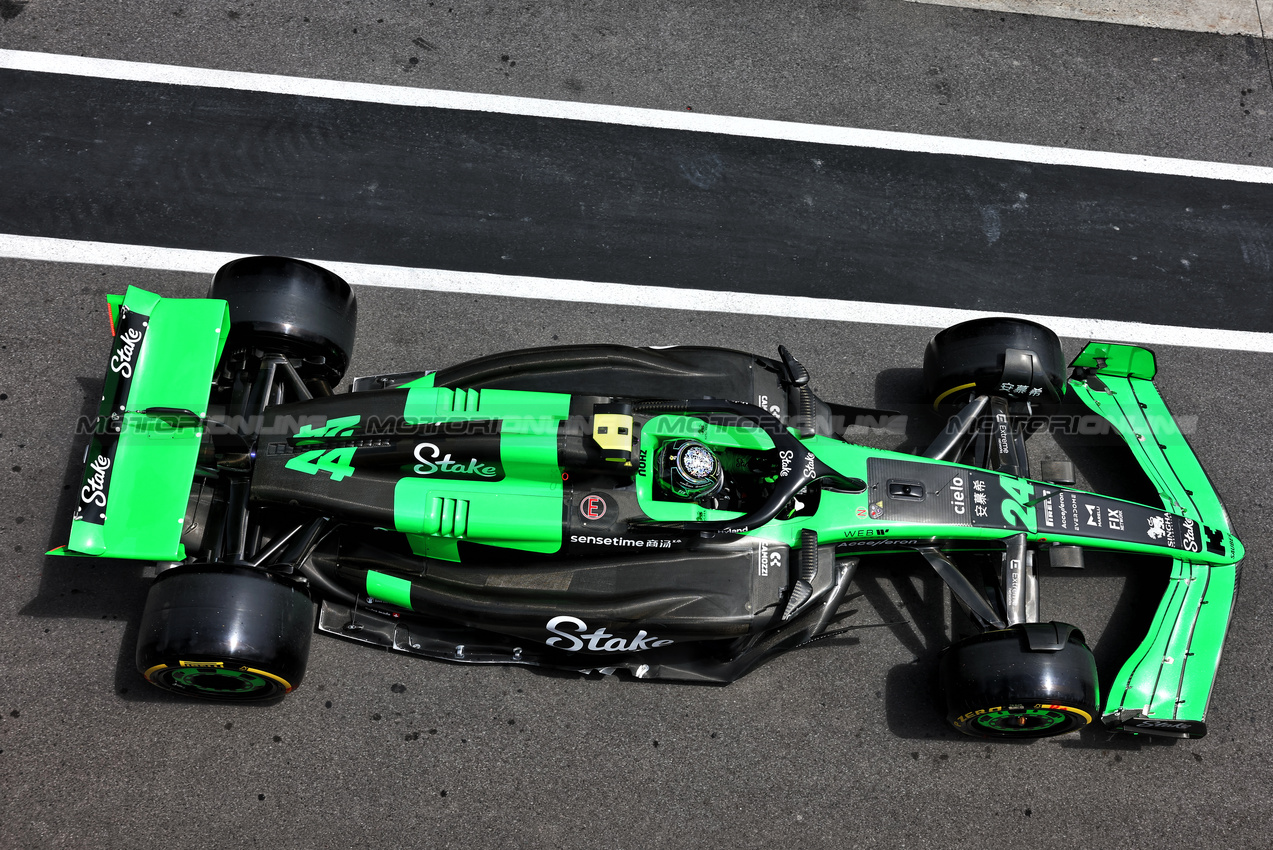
[[4, 55, 1273, 333], [2, 4, 1273, 849]]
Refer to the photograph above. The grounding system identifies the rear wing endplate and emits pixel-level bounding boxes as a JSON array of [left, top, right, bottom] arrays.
[[58, 286, 229, 561]]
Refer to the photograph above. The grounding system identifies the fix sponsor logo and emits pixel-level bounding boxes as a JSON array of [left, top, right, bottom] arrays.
[[545, 615, 673, 652], [412, 441, 498, 478]]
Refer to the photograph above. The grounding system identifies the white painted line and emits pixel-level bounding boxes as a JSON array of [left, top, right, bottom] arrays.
[[904, 0, 1266, 38], [5, 234, 1272, 353], [3, 48, 1272, 185]]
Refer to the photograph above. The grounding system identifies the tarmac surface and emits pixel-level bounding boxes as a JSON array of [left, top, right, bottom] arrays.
[[2, 3, 1272, 849]]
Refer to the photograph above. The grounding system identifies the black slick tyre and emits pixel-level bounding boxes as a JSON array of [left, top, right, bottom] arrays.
[[210, 255, 357, 386], [939, 623, 1099, 738], [923, 317, 1065, 409], [136, 565, 313, 702]]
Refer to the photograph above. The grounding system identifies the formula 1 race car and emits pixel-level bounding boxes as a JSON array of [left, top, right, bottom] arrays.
[[54, 256, 1244, 739]]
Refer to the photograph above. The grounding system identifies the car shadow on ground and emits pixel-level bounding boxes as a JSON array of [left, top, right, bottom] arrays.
[[855, 549, 1175, 747], [25, 376, 285, 705]]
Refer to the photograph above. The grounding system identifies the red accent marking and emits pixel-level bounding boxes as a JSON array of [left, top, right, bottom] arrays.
[[107, 302, 117, 337], [581, 494, 607, 520]]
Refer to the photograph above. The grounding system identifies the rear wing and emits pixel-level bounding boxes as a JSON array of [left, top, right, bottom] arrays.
[[57, 287, 229, 561], [1066, 342, 1243, 738]]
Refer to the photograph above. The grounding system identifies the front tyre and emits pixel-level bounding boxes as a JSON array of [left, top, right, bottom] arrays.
[[136, 565, 313, 702], [939, 623, 1099, 738], [923, 317, 1065, 409]]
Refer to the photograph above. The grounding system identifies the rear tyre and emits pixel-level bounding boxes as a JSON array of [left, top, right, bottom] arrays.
[[210, 255, 357, 386], [923, 317, 1065, 409], [136, 565, 313, 702], [939, 623, 1099, 738]]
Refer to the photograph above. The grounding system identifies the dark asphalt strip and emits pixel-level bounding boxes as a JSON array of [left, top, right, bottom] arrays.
[[2, 67, 1271, 331]]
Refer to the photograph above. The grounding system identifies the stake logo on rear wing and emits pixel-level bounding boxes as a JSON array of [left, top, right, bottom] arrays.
[[59, 287, 230, 561], [73, 304, 151, 527]]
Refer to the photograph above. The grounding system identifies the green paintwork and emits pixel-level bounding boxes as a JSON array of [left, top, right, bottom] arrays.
[[393, 386, 570, 554], [392, 477, 563, 552], [398, 372, 437, 389], [1070, 341, 1157, 379], [403, 385, 570, 426], [1101, 559, 1236, 728], [406, 534, 461, 562], [168, 667, 270, 694], [105, 292, 124, 331], [971, 707, 1074, 733], [634, 414, 776, 524], [67, 287, 229, 561], [295, 414, 361, 443], [286, 446, 359, 481], [61, 291, 1241, 735], [366, 570, 414, 610], [1064, 342, 1241, 734]]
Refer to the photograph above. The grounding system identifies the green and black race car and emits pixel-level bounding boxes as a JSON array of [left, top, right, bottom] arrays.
[[54, 256, 1243, 739]]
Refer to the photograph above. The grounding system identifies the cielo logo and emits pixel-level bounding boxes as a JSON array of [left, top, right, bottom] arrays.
[[949, 476, 966, 515]]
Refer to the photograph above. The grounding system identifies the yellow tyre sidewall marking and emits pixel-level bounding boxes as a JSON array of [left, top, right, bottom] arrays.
[[143, 662, 294, 692], [955, 704, 1092, 727], [933, 382, 977, 410]]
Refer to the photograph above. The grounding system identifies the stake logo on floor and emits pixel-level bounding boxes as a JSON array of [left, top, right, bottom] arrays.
[[544, 616, 675, 652]]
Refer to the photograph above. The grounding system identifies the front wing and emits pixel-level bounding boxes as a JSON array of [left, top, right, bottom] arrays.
[[1067, 343, 1243, 737]]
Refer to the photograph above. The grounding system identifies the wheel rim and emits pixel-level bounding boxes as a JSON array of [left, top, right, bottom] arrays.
[[145, 663, 291, 700], [961, 704, 1091, 737]]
